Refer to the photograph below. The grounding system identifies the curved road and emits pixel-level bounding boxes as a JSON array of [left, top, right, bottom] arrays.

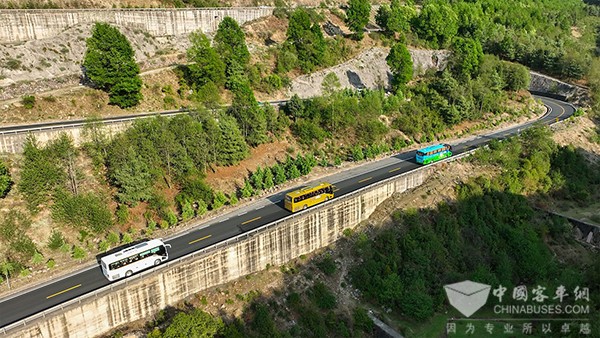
[[0, 94, 574, 330]]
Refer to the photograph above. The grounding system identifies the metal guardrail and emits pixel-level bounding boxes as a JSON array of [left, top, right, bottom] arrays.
[[0, 101, 287, 137]]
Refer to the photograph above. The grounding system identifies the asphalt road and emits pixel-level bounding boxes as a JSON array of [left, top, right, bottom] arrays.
[[0, 94, 574, 329]]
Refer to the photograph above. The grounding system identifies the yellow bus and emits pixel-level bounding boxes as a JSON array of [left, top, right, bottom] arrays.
[[284, 182, 334, 212]]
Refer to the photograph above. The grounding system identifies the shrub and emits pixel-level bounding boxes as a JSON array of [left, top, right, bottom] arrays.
[[22, 95, 36, 109], [48, 230, 66, 250]]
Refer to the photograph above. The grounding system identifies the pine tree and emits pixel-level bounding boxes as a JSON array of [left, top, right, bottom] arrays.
[[216, 114, 250, 165], [214, 17, 250, 81], [187, 31, 226, 88], [346, 0, 371, 40], [263, 167, 274, 189], [272, 164, 286, 185], [240, 180, 255, 198], [250, 167, 265, 191], [83, 23, 142, 108]]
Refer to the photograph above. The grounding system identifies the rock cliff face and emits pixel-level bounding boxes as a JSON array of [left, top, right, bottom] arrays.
[[289, 47, 451, 98], [529, 71, 590, 107]]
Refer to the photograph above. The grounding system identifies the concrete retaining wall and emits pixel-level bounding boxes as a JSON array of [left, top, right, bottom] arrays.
[[0, 8, 272, 43], [2, 164, 434, 338], [0, 120, 133, 153]]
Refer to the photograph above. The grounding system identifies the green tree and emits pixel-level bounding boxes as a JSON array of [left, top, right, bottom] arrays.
[[0, 261, 15, 289], [272, 164, 286, 185], [111, 147, 153, 205], [0, 160, 12, 198], [83, 23, 142, 108], [227, 80, 268, 146], [345, 0, 371, 40], [263, 167, 274, 189], [72, 246, 86, 261], [108, 77, 143, 108], [18, 135, 64, 213], [216, 114, 249, 165], [322, 72, 341, 96], [451, 37, 483, 79], [502, 61, 531, 91], [212, 191, 227, 209], [387, 0, 416, 34], [214, 17, 250, 82], [240, 180, 254, 198], [386, 43, 413, 90], [248, 167, 263, 191], [31, 251, 44, 265], [286, 9, 326, 72], [195, 81, 222, 111], [414, 2, 458, 48], [187, 31, 226, 88]]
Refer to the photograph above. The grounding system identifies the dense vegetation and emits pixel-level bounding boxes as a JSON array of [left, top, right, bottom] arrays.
[[376, 0, 598, 82], [350, 127, 600, 330]]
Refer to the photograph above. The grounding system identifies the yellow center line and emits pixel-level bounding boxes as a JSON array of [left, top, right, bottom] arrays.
[[389, 167, 402, 173], [358, 177, 372, 183], [241, 216, 261, 225], [333, 188, 340, 192], [46, 284, 81, 299], [189, 234, 212, 245], [557, 105, 565, 118]]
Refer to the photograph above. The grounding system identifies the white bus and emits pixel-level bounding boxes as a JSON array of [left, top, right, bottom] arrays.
[[100, 239, 172, 281]]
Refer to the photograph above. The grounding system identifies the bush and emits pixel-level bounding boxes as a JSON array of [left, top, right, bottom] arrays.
[[116, 204, 129, 224], [22, 95, 35, 109], [48, 230, 66, 250], [316, 254, 337, 276], [310, 282, 337, 310], [229, 193, 238, 205], [0, 160, 12, 198], [212, 191, 227, 209], [353, 307, 373, 333], [292, 120, 327, 144]]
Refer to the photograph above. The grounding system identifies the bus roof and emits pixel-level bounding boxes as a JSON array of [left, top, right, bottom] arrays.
[[100, 239, 165, 264], [286, 182, 332, 198], [417, 144, 449, 154]]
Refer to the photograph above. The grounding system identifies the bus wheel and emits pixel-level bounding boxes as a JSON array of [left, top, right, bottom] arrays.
[[125, 270, 133, 277], [154, 259, 161, 266], [303, 205, 308, 210]]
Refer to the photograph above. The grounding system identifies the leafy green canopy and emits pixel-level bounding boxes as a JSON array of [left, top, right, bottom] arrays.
[[214, 17, 250, 85], [351, 127, 600, 321], [83, 23, 142, 108], [345, 0, 371, 40], [285, 8, 327, 73], [386, 42, 413, 89]]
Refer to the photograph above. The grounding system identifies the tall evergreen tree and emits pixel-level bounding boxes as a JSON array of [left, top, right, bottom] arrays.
[[112, 147, 153, 205], [346, 0, 371, 40], [286, 9, 326, 73], [227, 79, 268, 146], [187, 31, 226, 88], [216, 114, 250, 165], [386, 43, 414, 90], [213, 17, 250, 83], [83, 23, 142, 108]]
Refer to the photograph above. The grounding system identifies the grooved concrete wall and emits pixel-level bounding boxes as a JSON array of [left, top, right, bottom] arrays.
[[0, 7, 272, 43], [3, 168, 429, 338], [0, 121, 133, 153]]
